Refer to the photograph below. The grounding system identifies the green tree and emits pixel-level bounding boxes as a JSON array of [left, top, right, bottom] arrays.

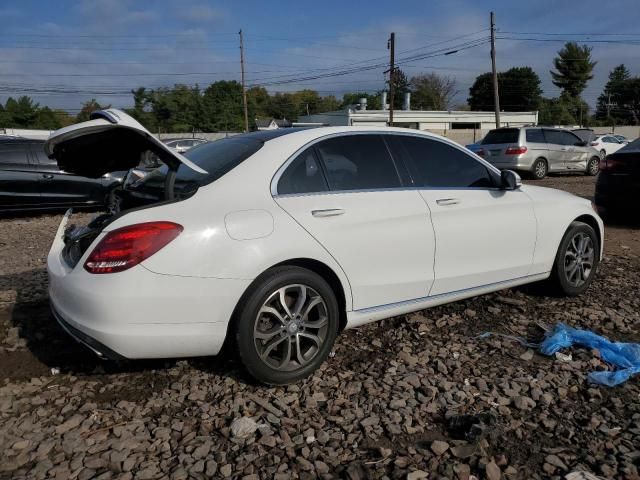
[[5, 96, 39, 127], [596, 64, 631, 122], [410, 73, 457, 110], [201, 80, 244, 131], [340, 92, 382, 110], [550, 42, 596, 98], [468, 67, 542, 112], [388, 68, 411, 109], [618, 77, 640, 125], [76, 99, 110, 123]]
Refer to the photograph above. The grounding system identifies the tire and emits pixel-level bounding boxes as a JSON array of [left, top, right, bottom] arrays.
[[586, 156, 600, 176], [234, 266, 339, 385], [547, 221, 599, 297], [600, 149, 607, 160], [531, 158, 548, 180]]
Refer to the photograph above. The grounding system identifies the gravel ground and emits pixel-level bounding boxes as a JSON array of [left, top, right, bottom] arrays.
[[1, 175, 639, 480]]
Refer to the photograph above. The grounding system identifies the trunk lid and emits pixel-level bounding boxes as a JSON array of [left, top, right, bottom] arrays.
[[44, 109, 207, 178]]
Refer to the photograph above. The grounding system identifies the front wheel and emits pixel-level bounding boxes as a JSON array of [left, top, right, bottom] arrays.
[[586, 156, 600, 176], [600, 149, 607, 160], [234, 266, 339, 385], [547, 222, 599, 296]]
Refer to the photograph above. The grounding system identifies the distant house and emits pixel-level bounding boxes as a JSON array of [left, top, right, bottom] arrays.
[[255, 118, 292, 131]]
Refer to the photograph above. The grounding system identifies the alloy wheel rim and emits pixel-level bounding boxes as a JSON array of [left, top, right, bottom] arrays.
[[536, 162, 546, 178], [564, 232, 595, 287], [254, 284, 329, 371], [589, 159, 599, 175]]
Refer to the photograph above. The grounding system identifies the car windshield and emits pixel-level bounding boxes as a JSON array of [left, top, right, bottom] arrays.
[[481, 129, 519, 144], [127, 135, 263, 199]]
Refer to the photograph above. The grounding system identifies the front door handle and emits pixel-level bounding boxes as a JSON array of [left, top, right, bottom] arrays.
[[312, 208, 345, 217], [436, 198, 460, 206], [42, 174, 54, 180]]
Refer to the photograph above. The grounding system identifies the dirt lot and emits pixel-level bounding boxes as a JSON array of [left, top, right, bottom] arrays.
[[1, 175, 639, 480]]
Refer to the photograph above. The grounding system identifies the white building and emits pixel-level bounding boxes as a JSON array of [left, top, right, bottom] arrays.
[[297, 108, 538, 131]]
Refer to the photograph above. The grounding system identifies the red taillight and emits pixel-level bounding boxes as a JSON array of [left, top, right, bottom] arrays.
[[84, 222, 183, 274], [505, 146, 528, 155], [599, 158, 623, 172]]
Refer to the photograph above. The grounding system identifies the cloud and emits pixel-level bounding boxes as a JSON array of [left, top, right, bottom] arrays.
[[177, 4, 225, 24]]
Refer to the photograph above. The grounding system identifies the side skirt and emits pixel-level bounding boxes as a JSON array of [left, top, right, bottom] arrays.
[[345, 272, 549, 329]]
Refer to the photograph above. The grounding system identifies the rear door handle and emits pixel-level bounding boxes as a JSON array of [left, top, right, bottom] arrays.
[[42, 174, 54, 180], [312, 208, 345, 217], [436, 198, 460, 206]]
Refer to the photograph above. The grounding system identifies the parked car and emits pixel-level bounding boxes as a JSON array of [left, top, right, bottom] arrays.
[[465, 141, 483, 154], [612, 134, 631, 144], [478, 127, 601, 179], [162, 137, 208, 153], [0, 137, 123, 212], [590, 135, 626, 159], [46, 109, 603, 385], [595, 138, 640, 218]]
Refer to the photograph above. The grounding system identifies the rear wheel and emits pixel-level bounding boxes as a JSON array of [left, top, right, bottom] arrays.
[[547, 221, 599, 296], [531, 158, 548, 180], [586, 156, 600, 176], [234, 266, 339, 385]]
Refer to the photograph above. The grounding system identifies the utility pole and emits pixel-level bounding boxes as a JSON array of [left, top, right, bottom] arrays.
[[239, 29, 249, 133], [490, 12, 501, 128], [388, 32, 395, 126]]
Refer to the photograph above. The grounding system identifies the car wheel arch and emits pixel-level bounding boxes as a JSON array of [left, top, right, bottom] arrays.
[[572, 214, 602, 260], [225, 258, 350, 343]]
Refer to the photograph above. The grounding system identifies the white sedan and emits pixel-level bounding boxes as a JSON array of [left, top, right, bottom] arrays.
[[46, 109, 603, 384], [591, 135, 626, 159]]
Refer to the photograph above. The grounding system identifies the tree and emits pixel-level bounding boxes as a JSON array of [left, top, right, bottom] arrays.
[[388, 68, 411, 109], [538, 97, 577, 126], [340, 92, 382, 110], [201, 80, 244, 131], [550, 42, 596, 98], [468, 67, 542, 111], [5, 96, 39, 127], [76, 99, 110, 123], [618, 77, 640, 125], [596, 64, 631, 122], [410, 73, 457, 110]]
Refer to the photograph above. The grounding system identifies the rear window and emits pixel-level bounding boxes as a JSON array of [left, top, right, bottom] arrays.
[[481, 129, 520, 145], [128, 136, 263, 198], [620, 138, 640, 153]]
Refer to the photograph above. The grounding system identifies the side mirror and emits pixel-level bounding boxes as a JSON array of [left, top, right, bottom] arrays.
[[501, 170, 521, 190]]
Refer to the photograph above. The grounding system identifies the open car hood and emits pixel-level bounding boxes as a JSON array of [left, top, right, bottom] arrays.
[[44, 109, 207, 178]]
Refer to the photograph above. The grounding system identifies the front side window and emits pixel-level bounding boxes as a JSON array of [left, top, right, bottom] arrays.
[[278, 148, 328, 195], [388, 135, 495, 188], [315, 135, 401, 191], [543, 130, 565, 146]]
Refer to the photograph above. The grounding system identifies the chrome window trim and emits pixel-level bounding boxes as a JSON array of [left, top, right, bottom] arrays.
[[270, 130, 502, 197]]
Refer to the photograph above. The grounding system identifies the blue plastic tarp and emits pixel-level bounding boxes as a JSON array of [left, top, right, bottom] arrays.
[[540, 323, 640, 387]]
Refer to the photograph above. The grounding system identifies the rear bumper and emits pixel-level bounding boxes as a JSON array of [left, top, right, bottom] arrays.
[[485, 156, 534, 171], [47, 212, 251, 359]]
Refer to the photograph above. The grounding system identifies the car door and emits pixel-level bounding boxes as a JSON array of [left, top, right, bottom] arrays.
[[386, 134, 536, 296], [561, 131, 589, 170], [30, 141, 104, 207], [525, 128, 549, 161], [274, 133, 436, 311], [0, 140, 42, 209], [542, 129, 569, 171]]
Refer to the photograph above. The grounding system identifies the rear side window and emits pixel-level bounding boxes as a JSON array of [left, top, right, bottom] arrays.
[[482, 129, 520, 144], [388, 135, 495, 188], [526, 129, 546, 143], [278, 148, 328, 195], [315, 135, 401, 191], [0, 142, 30, 165]]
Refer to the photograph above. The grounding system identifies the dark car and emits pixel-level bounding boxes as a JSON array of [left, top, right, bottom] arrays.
[[595, 138, 640, 218], [0, 137, 123, 212]]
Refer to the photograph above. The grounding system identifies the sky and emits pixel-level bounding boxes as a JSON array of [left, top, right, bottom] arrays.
[[1, 0, 639, 114]]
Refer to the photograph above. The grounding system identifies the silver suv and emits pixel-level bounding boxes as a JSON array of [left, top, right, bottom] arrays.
[[478, 127, 601, 179]]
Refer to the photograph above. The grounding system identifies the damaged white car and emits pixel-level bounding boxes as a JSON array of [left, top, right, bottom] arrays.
[[47, 109, 603, 384]]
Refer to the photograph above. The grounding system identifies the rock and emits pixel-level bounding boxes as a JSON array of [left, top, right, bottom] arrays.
[[219, 464, 232, 477], [230, 417, 258, 439], [407, 470, 429, 480], [545, 454, 568, 470], [451, 444, 477, 459], [486, 460, 501, 480], [431, 440, 450, 456], [513, 396, 536, 410], [519, 349, 535, 361]]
